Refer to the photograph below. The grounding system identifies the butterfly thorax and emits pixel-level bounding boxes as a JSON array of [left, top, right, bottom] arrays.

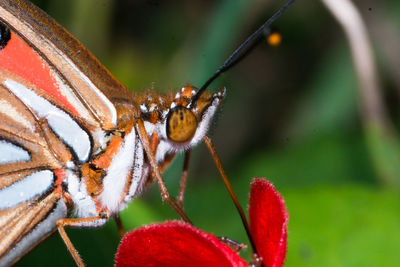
[[72, 85, 224, 218]]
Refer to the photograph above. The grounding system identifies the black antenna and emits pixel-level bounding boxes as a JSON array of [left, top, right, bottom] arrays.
[[190, 0, 296, 107]]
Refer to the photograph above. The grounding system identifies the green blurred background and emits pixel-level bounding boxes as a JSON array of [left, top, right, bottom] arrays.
[[16, 0, 400, 266]]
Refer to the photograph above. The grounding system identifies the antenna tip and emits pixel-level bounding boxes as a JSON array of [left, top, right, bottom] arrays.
[[267, 30, 282, 47]]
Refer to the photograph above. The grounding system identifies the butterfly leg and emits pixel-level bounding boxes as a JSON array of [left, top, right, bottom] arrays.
[[153, 152, 189, 210], [146, 152, 175, 186], [136, 120, 191, 224], [218, 236, 248, 252], [113, 213, 126, 238], [56, 215, 108, 267], [176, 149, 191, 210], [204, 136, 258, 254]]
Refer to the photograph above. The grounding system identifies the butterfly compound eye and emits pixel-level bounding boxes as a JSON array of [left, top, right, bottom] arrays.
[[166, 106, 197, 143]]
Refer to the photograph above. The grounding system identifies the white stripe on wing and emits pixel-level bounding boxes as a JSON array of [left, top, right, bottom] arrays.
[[4, 79, 91, 163], [0, 140, 30, 164], [0, 170, 53, 209]]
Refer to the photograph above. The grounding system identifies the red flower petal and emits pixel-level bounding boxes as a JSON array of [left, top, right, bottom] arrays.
[[115, 221, 247, 267], [249, 178, 289, 267]]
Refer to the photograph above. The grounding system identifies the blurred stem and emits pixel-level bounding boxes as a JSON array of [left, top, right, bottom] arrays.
[[322, 0, 400, 187]]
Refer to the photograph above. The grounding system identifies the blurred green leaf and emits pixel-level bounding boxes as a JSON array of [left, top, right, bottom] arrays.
[[235, 132, 377, 189], [120, 199, 164, 228], [284, 185, 400, 267]]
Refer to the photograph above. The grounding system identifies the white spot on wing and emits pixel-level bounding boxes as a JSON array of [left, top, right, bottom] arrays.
[[46, 112, 91, 161], [0, 170, 54, 209], [0, 140, 30, 163], [4, 79, 91, 162]]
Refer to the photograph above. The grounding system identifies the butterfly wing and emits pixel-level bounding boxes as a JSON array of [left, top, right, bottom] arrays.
[[0, 62, 75, 263], [0, 193, 66, 265], [0, 0, 131, 264]]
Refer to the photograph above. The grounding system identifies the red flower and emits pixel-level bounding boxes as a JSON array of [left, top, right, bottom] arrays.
[[115, 178, 288, 267], [115, 221, 247, 267], [249, 178, 289, 267]]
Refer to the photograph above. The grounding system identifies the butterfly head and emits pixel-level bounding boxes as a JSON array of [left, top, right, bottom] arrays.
[[165, 85, 224, 147], [139, 85, 224, 149]]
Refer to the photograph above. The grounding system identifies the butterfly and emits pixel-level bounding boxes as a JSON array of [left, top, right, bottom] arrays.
[[0, 0, 295, 265]]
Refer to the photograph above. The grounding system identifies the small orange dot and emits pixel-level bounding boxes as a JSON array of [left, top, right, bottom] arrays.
[[267, 32, 282, 47]]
